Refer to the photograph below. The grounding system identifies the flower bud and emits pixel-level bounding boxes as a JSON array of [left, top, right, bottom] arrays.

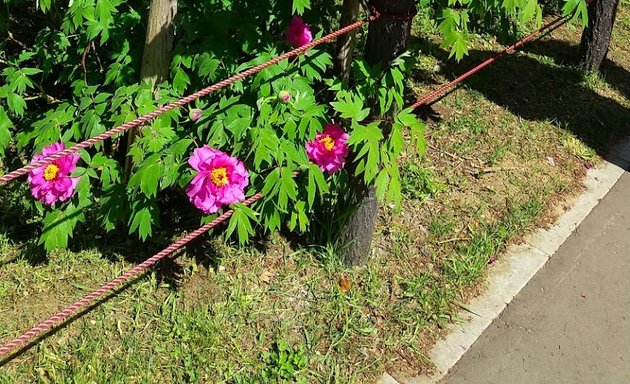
[[190, 109, 202, 122], [278, 91, 292, 103]]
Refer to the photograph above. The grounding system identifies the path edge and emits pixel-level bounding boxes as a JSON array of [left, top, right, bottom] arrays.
[[379, 137, 630, 384]]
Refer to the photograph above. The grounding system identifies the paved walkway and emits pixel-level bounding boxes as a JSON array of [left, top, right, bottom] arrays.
[[442, 172, 630, 383]]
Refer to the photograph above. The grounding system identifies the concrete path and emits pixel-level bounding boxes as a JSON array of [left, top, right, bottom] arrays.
[[442, 171, 630, 384]]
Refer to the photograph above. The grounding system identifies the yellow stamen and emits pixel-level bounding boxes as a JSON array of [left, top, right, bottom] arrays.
[[210, 167, 229, 187], [44, 164, 60, 181], [319, 136, 335, 151]]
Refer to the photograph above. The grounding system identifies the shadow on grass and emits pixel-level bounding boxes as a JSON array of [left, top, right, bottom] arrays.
[[0, 268, 147, 368], [521, 38, 630, 102], [413, 36, 630, 163], [0, 188, 225, 292]]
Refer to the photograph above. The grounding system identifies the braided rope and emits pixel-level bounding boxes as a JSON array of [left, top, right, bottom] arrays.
[[0, 16, 377, 187], [0, 192, 262, 359], [409, 13, 572, 110]]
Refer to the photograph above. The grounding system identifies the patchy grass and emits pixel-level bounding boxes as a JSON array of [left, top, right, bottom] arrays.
[[2, 5, 630, 383]]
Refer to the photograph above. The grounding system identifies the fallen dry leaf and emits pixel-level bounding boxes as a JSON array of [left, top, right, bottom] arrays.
[[259, 269, 274, 284], [338, 275, 351, 293]]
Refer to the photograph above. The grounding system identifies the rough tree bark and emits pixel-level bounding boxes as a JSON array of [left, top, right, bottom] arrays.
[[335, 0, 361, 83], [338, 0, 416, 267], [580, 0, 619, 71], [123, 0, 177, 179]]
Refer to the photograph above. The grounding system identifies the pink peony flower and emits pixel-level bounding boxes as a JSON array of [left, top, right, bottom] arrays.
[[306, 124, 349, 174], [186, 146, 249, 214], [27, 142, 80, 206], [286, 15, 313, 48]]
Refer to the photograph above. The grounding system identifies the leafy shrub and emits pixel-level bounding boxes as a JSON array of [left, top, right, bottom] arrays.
[[0, 0, 586, 252], [0, 0, 425, 251]]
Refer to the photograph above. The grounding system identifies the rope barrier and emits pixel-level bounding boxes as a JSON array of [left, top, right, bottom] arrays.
[[0, 15, 377, 187], [409, 13, 572, 110], [0, 192, 263, 359], [0, 10, 578, 361]]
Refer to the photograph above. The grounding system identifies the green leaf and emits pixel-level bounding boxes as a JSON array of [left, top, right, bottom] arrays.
[[0, 107, 13, 152], [140, 162, 162, 198], [262, 168, 281, 197], [100, 185, 127, 231], [288, 201, 308, 232], [306, 164, 328, 208], [39, 0, 52, 12], [519, 0, 539, 23], [330, 94, 370, 122], [7, 92, 26, 116], [197, 54, 221, 81], [292, 0, 311, 15], [226, 117, 251, 139], [128, 198, 159, 241], [225, 203, 258, 245], [172, 67, 191, 94], [39, 204, 85, 252], [347, 122, 383, 183], [386, 165, 402, 209], [374, 169, 390, 200]]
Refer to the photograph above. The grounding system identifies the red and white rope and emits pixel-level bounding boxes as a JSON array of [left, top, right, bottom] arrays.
[[409, 13, 571, 110]]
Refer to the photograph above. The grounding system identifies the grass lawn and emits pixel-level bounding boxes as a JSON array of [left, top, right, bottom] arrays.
[[1, 5, 630, 383]]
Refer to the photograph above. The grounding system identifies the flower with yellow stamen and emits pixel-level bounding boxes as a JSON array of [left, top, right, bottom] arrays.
[[186, 146, 249, 214], [306, 124, 350, 174], [27, 142, 80, 205]]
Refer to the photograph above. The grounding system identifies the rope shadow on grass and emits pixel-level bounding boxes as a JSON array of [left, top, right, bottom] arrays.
[[521, 38, 630, 102], [0, 267, 147, 367], [411, 35, 630, 166]]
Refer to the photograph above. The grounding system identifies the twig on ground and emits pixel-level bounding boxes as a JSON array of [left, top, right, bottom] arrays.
[[427, 142, 484, 165], [469, 166, 523, 176], [437, 237, 472, 245]]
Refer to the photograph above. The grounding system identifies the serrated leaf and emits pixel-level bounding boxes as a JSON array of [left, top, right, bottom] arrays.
[[331, 95, 370, 122], [128, 199, 158, 241], [7, 92, 26, 116], [276, 168, 298, 211], [226, 117, 251, 139], [140, 162, 162, 198], [374, 169, 390, 200], [0, 107, 13, 152], [39, 204, 85, 252], [292, 0, 311, 14], [225, 203, 258, 245]]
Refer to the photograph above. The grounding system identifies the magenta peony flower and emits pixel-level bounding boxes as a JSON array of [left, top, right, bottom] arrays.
[[286, 15, 313, 48], [306, 124, 350, 174], [27, 142, 80, 206], [186, 146, 249, 214]]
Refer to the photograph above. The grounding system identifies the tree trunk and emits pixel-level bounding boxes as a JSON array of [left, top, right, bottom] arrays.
[[335, 0, 361, 83], [337, 0, 416, 267], [123, 0, 177, 180], [580, 0, 619, 71], [365, 0, 416, 66]]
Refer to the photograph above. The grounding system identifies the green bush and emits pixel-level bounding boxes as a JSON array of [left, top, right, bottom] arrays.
[[0, 0, 425, 251]]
